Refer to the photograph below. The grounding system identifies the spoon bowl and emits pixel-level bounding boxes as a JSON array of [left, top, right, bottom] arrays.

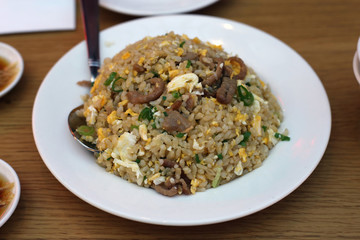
[[68, 104, 100, 153], [68, 0, 100, 152]]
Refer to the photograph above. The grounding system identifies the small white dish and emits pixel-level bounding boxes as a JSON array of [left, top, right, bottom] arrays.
[[99, 0, 218, 16], [0, 159, 20, 228], [0, 42, 24, 98], [353, 51, 360, 84]]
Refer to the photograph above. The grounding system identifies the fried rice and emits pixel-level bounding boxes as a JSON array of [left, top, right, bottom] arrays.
[[76, 32, 288, 196]]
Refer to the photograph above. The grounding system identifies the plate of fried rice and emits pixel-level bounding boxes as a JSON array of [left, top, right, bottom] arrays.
[[32, 15, 331, 226]]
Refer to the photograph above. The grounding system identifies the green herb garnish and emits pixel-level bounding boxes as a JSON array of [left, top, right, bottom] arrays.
[[274, 133, 291, 141], [186, 59, 191, 68], [237, 85, 254, 106], [212, 168, 222, 188], [239, 131, 251, 146], [262, 126, 267, 132], [171, 91, 181, 99], [163, 111, 168, 117], [138, 107, 154, 121], [151, 70, 160, 77], [135, 158, 141, 163], [76, 125, 95, 136], [179, 41, 186, 48], [195, 154, 200, 163], [151, 123, 157, 129], [176, 132, 185, 138], [130, 125, 139, 130], [104, 72, 117, 86], [111, 77, 124, 92], [217, 153, 223, 160], [162, 96, 167, 101]]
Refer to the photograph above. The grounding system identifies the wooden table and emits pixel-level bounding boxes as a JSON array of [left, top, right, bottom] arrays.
[[1, 0, 359, 239]]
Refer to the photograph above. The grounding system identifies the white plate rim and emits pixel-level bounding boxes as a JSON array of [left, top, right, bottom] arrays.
[[32, 14, 331, 226], [99, 0, 218, 16]]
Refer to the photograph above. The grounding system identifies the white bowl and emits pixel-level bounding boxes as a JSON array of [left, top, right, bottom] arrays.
[[0, 159, 20, 228], [353, 51, 360, 84], [0, 42, 24, 98]]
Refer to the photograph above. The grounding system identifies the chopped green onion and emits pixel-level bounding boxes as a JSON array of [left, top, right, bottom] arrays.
[[163, 111, 168, 117], [217, 153, 223, 160], [104, 72, 117, 86], [222, 139, 229, 143], [111, 77, 124, 92], [237, 85, 254, 106], [245, 82, 251, 86], [274, 133, 291, 141], [151, 123, 157, 129], [212, 168, 222, 188], [176, 132, 185, 138], [138, 107, 154, 121], [130, 125, 139, 130], [239, 131, 251, 146], [162, 96, 167, 101], [195, 154, 200, 163], [186, 59, 191, 68], [262, 126, 267, 132], [143, 176, 147, 180], [171, 91, 181, 99], [76, 125, 95, 136], [106, 157, 112, 161], [135, 158, 141, 163], [179, 41, 186, 48], [151, 70, 160, 77]]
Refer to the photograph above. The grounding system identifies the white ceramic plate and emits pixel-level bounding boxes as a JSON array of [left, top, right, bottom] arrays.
[[0, 42, 24, 98], [32, 15, 331, 226], [99, 0, 218, 16], [0, 159, 21, 228]]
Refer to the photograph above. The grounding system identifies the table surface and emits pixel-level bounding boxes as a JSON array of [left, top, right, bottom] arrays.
[[1, 0, 359, 239]]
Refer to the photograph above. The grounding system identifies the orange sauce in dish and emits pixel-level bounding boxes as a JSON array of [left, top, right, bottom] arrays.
[[0, 56, 18, 92], [0, 174, 14, 217]]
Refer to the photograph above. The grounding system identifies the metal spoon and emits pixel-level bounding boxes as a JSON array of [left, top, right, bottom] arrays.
[[68, 0, 100, 153]]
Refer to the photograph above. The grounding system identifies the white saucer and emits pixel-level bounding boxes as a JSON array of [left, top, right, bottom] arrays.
[[0, 159, 21, 228], [0, 42, 24, 98]]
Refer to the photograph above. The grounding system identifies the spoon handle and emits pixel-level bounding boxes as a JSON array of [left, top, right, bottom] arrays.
[[80, 0, 100, 84]]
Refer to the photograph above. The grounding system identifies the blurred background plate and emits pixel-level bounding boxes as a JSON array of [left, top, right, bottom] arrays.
[[99, 0, 218, 16]]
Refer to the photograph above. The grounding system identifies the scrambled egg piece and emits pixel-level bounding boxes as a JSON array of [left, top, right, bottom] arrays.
[[238, 148, 247, 163], [148, 173, 165, 185], [92, 94, 107, 110], [112, 132, 137, 161], [112, 132, 143, 185], [252, 115, 262, 136], [121, 51, 131, 60], [84, 106, 97, 125], [191, 179, 202, 194], [167, 73, 202, 93], [234, 161, 243, 176], [268, 128, 279, 145], [107, 110, 118, 124], [139, 124, 148, 141]]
